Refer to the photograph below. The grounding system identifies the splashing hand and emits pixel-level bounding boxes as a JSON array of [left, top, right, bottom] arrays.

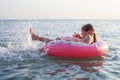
[[73, 32, 82, 39]]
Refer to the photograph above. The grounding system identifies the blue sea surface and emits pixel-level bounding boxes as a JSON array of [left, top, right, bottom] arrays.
[[0, 19, 120, 80]]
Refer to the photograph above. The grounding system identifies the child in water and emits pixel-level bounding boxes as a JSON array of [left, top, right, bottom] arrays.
[[30, 24, 97, 45]]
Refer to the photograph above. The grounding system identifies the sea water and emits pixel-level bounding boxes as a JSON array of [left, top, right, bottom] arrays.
[[0, 19, 120, 80]]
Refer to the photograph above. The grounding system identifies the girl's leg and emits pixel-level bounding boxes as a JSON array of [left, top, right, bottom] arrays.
[[30, 28, 53, 42]]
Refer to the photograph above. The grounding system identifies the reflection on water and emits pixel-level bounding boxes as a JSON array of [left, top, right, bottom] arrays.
[[0, 55, 105, 80], [72, 60, 103, 73], [42, 56, 105, 80]]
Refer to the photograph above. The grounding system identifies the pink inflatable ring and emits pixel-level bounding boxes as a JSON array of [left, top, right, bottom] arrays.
[[43, 38, 108, 58]]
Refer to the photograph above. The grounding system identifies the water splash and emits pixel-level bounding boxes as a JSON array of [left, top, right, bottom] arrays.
[[0, 26, 44, 61]]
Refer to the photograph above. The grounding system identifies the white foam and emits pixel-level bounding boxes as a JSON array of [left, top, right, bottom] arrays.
[[0, 46, 10, 54]]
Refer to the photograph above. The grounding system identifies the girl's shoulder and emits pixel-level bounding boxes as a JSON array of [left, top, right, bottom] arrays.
[[85, 34, 93, 39], [84, 34, 94, 44]]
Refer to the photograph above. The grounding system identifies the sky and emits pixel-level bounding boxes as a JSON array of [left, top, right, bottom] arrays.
[[0, 0, 120, 19]]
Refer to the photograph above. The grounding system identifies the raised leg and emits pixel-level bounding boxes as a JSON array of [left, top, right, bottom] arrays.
[[30, 28, 53, 42]]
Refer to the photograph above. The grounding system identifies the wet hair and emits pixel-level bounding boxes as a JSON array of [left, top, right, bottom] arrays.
[[82, 24, 97, 42]]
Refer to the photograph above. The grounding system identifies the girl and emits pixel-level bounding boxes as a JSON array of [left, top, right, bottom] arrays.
[[30, 24, 97, 44], [73, 24, 97, 44]]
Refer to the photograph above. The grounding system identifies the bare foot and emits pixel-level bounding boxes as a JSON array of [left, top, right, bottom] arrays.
[[30, 27, 52, 42], [30, 28, 39, 40]]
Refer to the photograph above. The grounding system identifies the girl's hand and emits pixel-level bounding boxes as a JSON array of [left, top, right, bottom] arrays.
[[73, 32, 82, 39]]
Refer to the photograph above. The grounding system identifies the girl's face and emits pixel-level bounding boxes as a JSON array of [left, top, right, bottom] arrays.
[[81, 29, 89, 38]]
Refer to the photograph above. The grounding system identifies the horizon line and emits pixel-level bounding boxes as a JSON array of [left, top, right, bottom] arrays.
[[0, 18, 120, 20]]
